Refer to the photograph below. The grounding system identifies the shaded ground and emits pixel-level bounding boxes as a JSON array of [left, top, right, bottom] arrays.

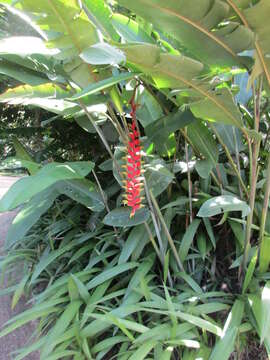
[[0, 176, 39, 360]]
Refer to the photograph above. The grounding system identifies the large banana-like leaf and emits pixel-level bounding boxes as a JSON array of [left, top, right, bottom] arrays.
[[226, 0, 270, 87], [0, 83, 75, 113], [13, 0, 99, 87], [123, 44, 243, 127], [117, 0, 254, 68]]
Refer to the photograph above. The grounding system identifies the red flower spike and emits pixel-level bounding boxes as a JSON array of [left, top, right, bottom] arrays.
[[122, 94, 144, 218]]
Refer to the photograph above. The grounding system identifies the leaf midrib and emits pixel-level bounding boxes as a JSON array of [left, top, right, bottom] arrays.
[[125, 0, 238, 59]]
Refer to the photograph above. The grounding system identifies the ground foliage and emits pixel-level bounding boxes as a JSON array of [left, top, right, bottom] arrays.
[[0, 0, 270, 359]]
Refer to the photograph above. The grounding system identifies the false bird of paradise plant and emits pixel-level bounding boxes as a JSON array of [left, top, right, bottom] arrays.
[[122, 88, 144, 217]]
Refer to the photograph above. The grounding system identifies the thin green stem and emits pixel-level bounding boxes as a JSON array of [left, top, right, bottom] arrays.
[[149, 189, 185, 272], [209, 123, 248, 198], [259, 154, 270, 272]]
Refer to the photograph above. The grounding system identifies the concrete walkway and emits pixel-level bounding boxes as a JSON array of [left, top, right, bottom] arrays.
[[0, 176, 39, 360]]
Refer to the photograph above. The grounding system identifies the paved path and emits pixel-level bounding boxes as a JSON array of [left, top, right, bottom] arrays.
[[0, 176, 39, 360]]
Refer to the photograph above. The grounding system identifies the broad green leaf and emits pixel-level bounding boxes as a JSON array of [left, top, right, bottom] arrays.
[[6, 188, 58, 248], [112, 13, 155, 43], [209, 300, 244, 360], [12, 137, 37, 174], [80, 43, 125, 65], [123, 44, 243, 127], [145, 158, 174, 197], [18, 0, 99, 60], [118, 0, 254, 68], [83, 0, 119, 41], [69, 72, 140, 100], [103, 207, 150, 227], [187, 121, 219, 168], [0, 59, 48, 85], [179, 219, 201, 263], [54, 179, 105, 212], [0, 83, 75, 114], [0, 161, 94, 211], [243, 0, 270, 87], [198, 195, 250, 218], [145, 109, 195, 148]]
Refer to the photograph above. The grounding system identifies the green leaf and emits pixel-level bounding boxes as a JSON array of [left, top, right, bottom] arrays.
[[145, 158, 174, 197], [243, 0, 270, 87], [123, 44, 243, 127], [198, 195, 250, 218], [119, 224, 146, 264], [54, 179, 105, 212], [145, 109, 195, 147], [11, 274, 30, 310], [103, 207, 150, 227], [0, 83, 75, 114], [41, 300, 82, 359], [118, 0, 254, 68], [259, 236, 270, 273], [187, 121, 219, 168], [5, 189, 57, 247], [0, 161, 94, 211], [83, 0, 119, 40], [112, 13, 155, 43], [80, 43, 125, 65], [243, 249, 258, 294], [0, 302, 60, 339], [87, 262, 138, 290], [129, 341, 157, 360], [31, 241, 78, 283], [210, 300, 244, 360], [179, 219, 201, 263], [0, 59, 48, 85], [172, 311, 222, 336], [69, 72, 139, 100]]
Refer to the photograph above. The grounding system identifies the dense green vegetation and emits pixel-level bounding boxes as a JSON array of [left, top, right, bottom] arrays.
[[0, 0, 270, 359]]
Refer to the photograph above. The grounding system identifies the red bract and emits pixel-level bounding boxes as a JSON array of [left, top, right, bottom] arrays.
[[123, 98, 143, 217]]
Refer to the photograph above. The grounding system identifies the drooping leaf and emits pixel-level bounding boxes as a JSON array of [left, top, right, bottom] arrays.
[[112, 13, 155, 43], [198, 195, 250, 218], [117, 0, 254, 68], [123, 44, 243, 127], [0, 161, 94, 211], [80, 43, 126, 65], [103, 207, 150, 227]]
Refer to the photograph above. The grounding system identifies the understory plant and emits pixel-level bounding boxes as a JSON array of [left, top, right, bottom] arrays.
[[0, 0, 270, 359]]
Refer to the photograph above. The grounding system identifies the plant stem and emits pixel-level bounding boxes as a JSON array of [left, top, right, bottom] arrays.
[[242, 77, 262, 276], [149, 189, 185, 272], [78, 100, 122, 177], [209, 123, 248, 198], [184, 127, 193, 224], [259, 154, 270, 272]]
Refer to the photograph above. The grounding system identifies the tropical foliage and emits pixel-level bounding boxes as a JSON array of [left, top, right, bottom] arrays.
[[0, 0, 270, 359]]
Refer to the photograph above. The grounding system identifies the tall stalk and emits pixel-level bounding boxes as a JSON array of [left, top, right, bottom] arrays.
[[259, 154, 270, 273], [242, 77, 262, 276]]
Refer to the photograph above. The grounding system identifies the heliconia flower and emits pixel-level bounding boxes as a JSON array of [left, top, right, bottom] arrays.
[[122, 97, 144, 217]]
